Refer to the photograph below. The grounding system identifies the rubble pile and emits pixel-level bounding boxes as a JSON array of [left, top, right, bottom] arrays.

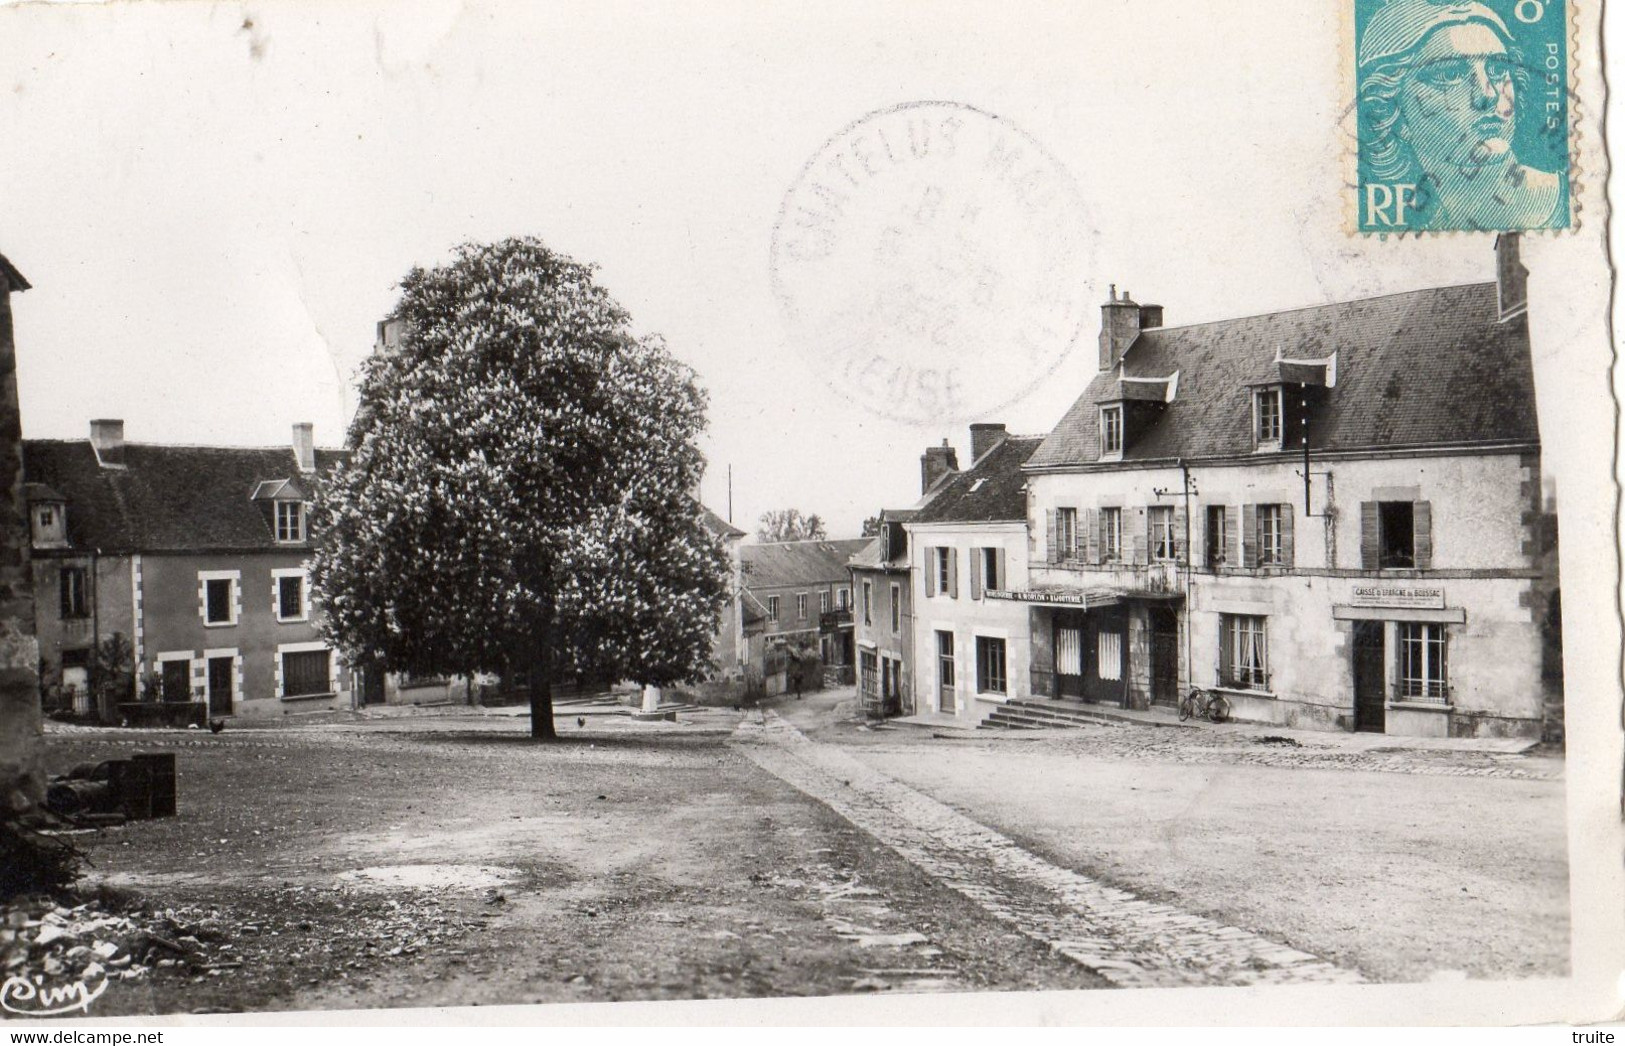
[[0, 896, 223, 989]]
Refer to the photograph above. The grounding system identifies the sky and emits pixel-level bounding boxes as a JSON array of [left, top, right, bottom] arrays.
[[0, 0, 1504, 537]]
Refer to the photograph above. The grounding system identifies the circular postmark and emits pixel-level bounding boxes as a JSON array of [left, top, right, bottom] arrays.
[[770, 102, 1095, 425]]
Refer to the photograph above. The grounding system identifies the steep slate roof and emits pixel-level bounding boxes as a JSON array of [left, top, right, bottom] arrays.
[[700, 505, 746, 541], [911, 436, 1043, 524], [1027, 282, 1537, 469], [21, 440, 348, 553], [741, 538, 871, 590]]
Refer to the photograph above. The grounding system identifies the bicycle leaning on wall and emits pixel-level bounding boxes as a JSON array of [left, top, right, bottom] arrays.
[[1178, 686, 1231, 724]]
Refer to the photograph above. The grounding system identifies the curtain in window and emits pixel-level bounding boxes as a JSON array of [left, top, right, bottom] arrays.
[[1098, 632, 1122, 681], [1056, 627, 1083, 675]]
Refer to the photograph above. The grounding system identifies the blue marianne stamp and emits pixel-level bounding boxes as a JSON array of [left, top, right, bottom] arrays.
[[1355, 0, 1571, 233]]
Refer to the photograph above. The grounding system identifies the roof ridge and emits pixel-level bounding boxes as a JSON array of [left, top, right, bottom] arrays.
[[1139, 280, 1494, 335]]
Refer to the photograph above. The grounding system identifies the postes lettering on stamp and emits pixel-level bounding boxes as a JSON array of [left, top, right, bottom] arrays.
[[770, 102, 1094, 426], [1354, 0, 1570, 233]]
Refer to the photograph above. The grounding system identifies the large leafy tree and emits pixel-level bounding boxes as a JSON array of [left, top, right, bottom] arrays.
[[312, 238, 729, 739]]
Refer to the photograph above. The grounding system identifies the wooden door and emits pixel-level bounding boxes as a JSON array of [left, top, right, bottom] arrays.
[[207, 656, 233, 716], [1086, 609, 1129, 706], [936, 630, 956, 714], [1353, 620, 1386, 733], [1150, 606, 1179, 706]]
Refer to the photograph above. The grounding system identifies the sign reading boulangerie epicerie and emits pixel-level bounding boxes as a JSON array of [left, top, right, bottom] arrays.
[[1349, 584, 1446, 610]]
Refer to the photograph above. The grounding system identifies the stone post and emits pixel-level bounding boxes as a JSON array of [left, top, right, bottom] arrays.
[[0, 254, 40, 816]]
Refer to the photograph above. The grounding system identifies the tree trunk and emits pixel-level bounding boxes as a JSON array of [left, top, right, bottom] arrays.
[[528, 620, 557, 741]]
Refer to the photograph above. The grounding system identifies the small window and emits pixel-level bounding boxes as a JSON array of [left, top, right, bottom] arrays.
[[1100, 406, 1123, 455], [975, 636, 1007, 694], [1256, 387, 1282, 445], [890, 583, 901, 633], [1258, 504, 1284, 565], [38, 508, 54, 529], [981, 547, 1000, 592], [277, 575, 305, 621], [837, 587, 851, 610], [276, 501, 307, 542], [1397, 622, 1448, 701], [820, 591, 830, 614], [1379, 501, 1415, 568], [282, 649, 331, 698], [767, 595, 780, 621], [204, 578, 235, 626], [1101, 508, 1123, 562], [1055, 508, 1078, 561], [1220, 614, 1269, 690], [862, 582, 873, 626], [58, 566, 89, 619], [1206, 506, 1228, 567], [1150, 507, 1177, 562], [936, 547, 952, 594], [797, 593, 808, 620]]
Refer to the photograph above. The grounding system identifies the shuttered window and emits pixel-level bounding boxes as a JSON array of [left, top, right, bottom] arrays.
[[1205, 506, 1229, 568], [1150, 507, 1177, 561], [1055, 509, 1078, 562], [1362, 500, 1432, 570], [282, 649, 332, 698], [1101, 508, 1123, 562]]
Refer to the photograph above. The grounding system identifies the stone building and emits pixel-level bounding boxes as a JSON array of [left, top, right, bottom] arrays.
[[0, 252, 41, 816], [1017, 235, 1555, 737], [739, 538, 866, 695], [24, 421, 354, 721]]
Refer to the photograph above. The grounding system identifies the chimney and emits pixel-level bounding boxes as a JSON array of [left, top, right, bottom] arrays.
[[1098, 286, 1165, 371], [969, 422, 1007, 463], [89, 419, 125, 469], [292, 422, 315, 473], [1496, 233, 1528, 321], [920, 438, 959, 495]]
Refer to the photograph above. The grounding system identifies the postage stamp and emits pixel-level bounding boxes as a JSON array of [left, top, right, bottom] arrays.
[[770, 102, 1094, 426], [1353, 0, 1571, 233]]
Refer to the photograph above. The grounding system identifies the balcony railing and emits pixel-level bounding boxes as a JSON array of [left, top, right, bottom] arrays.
[[819, 607, 854, 631]]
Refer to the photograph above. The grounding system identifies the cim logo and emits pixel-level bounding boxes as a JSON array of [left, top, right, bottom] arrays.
[[0, 972, 110, 1017]]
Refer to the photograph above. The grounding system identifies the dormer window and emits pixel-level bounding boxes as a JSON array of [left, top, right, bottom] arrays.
[[1100, 405, 1124, 457], [276, 500, 307, 543], [1254, 387, 1283, 447]]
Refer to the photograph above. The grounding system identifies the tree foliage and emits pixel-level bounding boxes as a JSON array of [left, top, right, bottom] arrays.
[[311, 237, 730, 738], [861, 515, 882, 537], [757, 508, 827, 543]]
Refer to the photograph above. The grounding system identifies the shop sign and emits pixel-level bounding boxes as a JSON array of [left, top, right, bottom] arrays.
[[1348, 584, 1445, 610]]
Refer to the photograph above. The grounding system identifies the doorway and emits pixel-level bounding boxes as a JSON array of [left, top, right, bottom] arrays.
[[1352, 620, 1386, 732], [160, 659, 191, 703], [1149, 606, 1180, 706], [1053, 611, 1086, 699], [1086, 607, 1129, 706], [936, 630, 955, 714], [207, 656, 234, 716]]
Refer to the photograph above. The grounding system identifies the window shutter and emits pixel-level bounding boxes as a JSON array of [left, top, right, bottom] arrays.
[[995, 548, 1007, 591], [1045, 511, 1058, 564], [969, 549, 983, 600], [925, 549, 937, 597], [1279, 503, 1295, 568], [1413, 500, 1433, 570], [1131, 508, 1148, 565], [1224, 506, 1239, 568], [1241, 504, 1259, 568], [948, 548, 959, 598], [1360, 502, 1380, 570], [1086, 509, 1101, 563], [1173, 506, 1188, 563]]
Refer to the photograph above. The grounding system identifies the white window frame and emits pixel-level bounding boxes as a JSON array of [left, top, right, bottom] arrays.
[[275, 500, 308, 543], [797, 592, 808, 620], [1055, 507, 1078, 561], [276, 640, 337, 699], [820, 590, 830, 615], [767, 595, 780, 622], [1100, 405, 1124, 457], [1150, 506, 1177, 562], [272, 567, 310, 623], [153, 650, 199, 703], [1258, 504, 1284, 565], [1221, 614, 1269, 690], [1397, 621, 1449, 702], [1255, 387, 1283, 447], [836, 586, 851, 610], [198, 569, 241, 628], [1101, 507, 1123, 562]]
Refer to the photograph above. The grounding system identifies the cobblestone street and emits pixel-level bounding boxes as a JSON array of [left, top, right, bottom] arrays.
[[733, 709, 1363, 988]]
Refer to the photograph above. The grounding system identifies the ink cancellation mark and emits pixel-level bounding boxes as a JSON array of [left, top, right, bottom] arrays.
[[1352, 0, 1572, 233], [771, 102, 1094, 425]]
